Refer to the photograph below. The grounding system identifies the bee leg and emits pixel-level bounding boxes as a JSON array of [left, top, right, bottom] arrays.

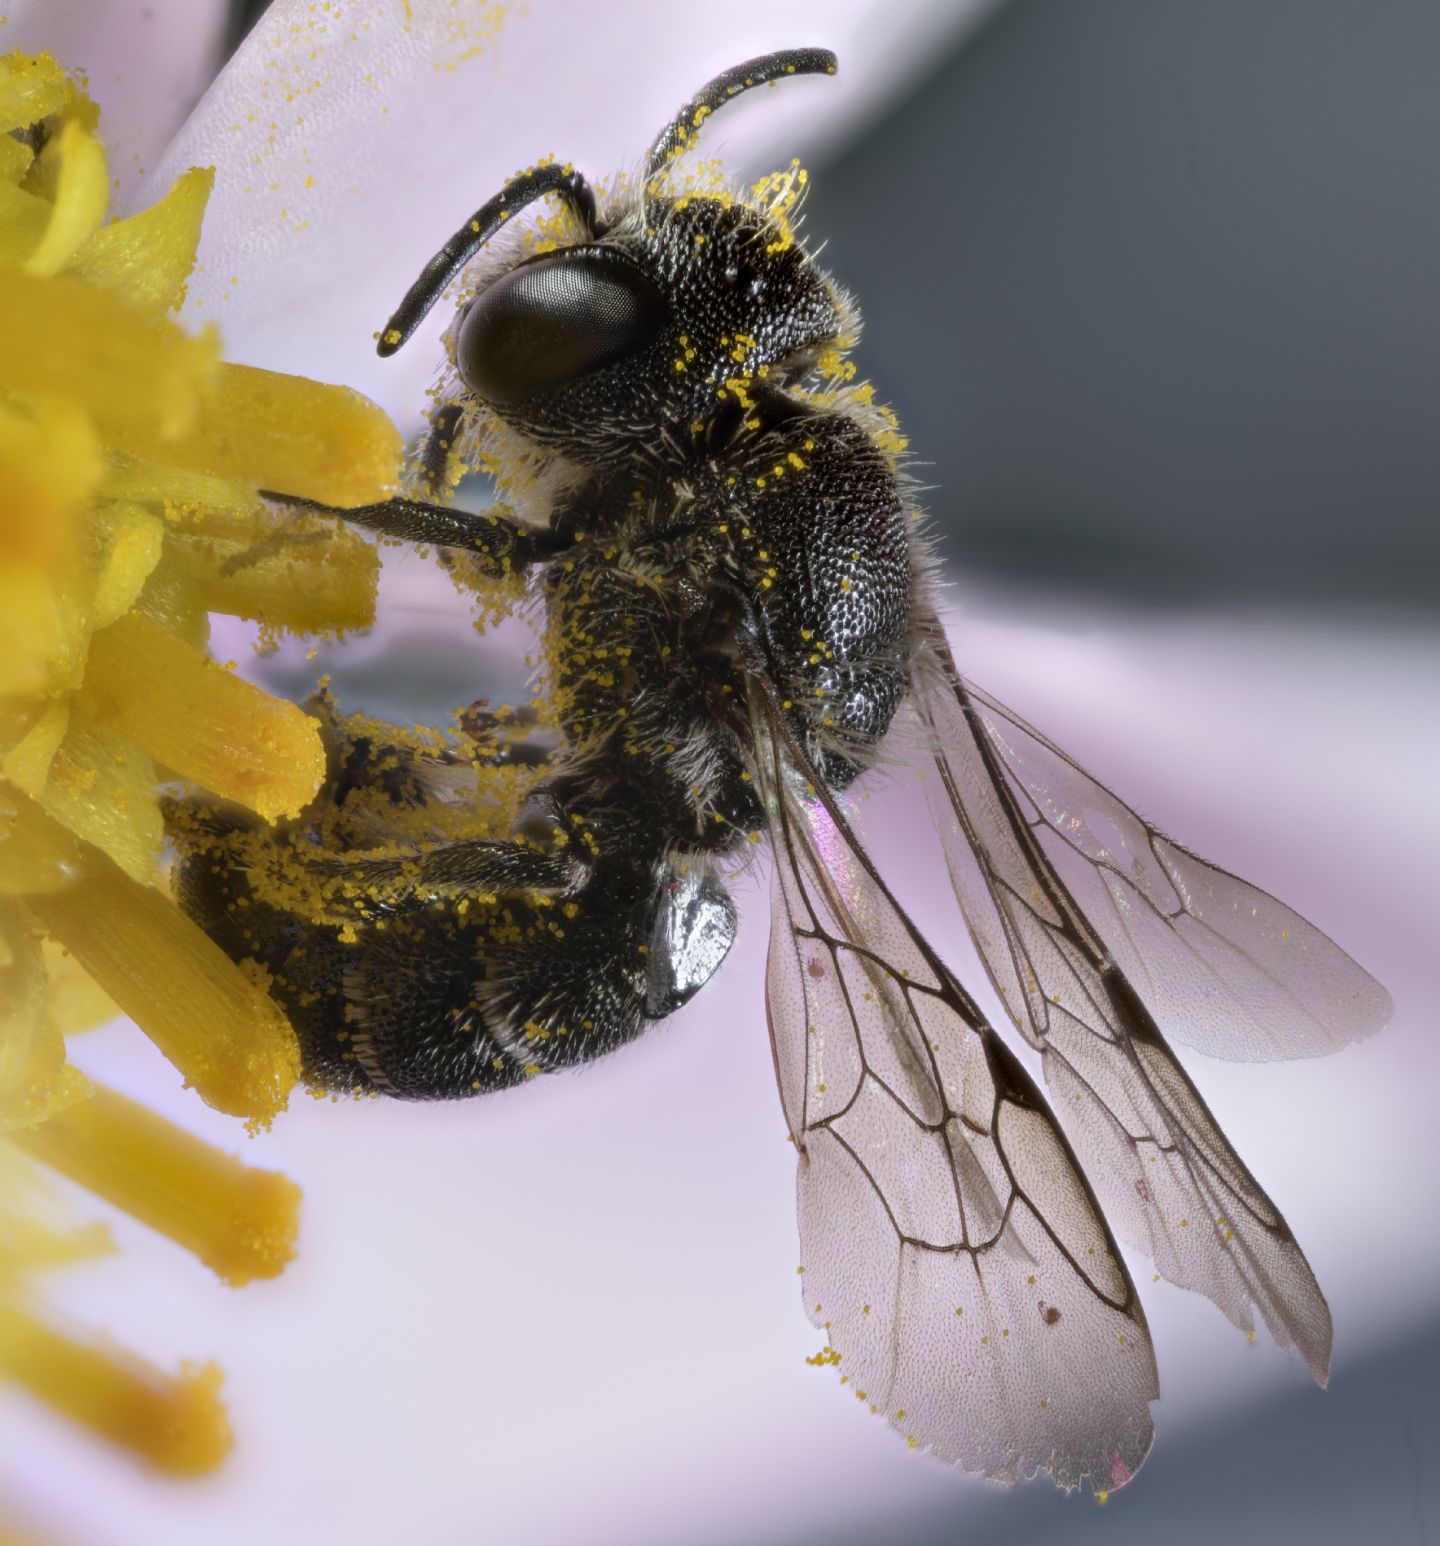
[[258, 488, 563, 577], [319, 836, 585, 918], [418, 401, 465, 499], [458, 700, 553, 771]]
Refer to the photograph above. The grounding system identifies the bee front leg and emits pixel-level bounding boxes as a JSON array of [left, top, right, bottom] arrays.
[[258, 488, 563, 579], [416, 401, 465, 498]]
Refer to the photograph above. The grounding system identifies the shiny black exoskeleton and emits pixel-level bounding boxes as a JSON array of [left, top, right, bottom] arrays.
[[171, 50, 918, 1099]]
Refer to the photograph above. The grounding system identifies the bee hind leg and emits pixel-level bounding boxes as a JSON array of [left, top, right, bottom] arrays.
[[164, 696, 553, 1096], [168, 803, 575, 1098], [167, 700, 737, 1097]]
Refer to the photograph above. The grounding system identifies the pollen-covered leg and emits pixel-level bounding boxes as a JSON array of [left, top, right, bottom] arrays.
[[167, 711, 740, 1098], [165, 695, 544, 1094], [169, 793, 566, 1097]]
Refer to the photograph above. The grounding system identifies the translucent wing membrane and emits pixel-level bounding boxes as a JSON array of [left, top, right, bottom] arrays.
[[749, 690, 1157, 1493], [947, 673, 1389, 1063], [912, 621, 1390, 1382]]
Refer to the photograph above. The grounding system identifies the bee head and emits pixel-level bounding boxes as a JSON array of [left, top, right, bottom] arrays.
[[449, 183, 847, 464], [378, 49, 845, 469]]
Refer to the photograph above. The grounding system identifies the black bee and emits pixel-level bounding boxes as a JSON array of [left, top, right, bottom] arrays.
[[169, 49, 1389, 1494]]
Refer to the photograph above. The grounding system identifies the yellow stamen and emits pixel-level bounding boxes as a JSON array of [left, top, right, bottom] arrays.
[[69, 166, 214, 312], [16, 800, 300, 1123], [111, 360, 403, 509], [13, 1082, 301, 1286], [23, 118, 108, 278], [0, 271, 218, 442], [0, 900, 90, 1129], [77, 610, 325, 823], [162, 502, 379, 635], [40, 938, 118, 1034], [0, 44, 409, 1485], [0, 53, 69, 133], [0, 1302, 231, 1475]]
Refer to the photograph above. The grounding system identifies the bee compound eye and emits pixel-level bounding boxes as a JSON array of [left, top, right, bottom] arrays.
[[456, 248, 670, 404]]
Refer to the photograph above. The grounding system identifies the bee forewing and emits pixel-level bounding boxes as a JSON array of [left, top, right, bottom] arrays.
[[754, 703, 1157, 1494], [952, 674, 1391, 1061], [911, 626, 1385, 1381]]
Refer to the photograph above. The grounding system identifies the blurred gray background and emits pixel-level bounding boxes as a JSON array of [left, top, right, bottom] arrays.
[[220, 0, 1440, 610], [802, 0, 1439, 610]]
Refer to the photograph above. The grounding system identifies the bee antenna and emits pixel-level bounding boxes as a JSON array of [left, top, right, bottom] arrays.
[[376, 163, 600, 357], [644, 48, 838, 180]]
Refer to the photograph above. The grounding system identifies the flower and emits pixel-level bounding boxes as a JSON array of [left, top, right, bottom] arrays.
[[0, 45, 403, 1478]]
